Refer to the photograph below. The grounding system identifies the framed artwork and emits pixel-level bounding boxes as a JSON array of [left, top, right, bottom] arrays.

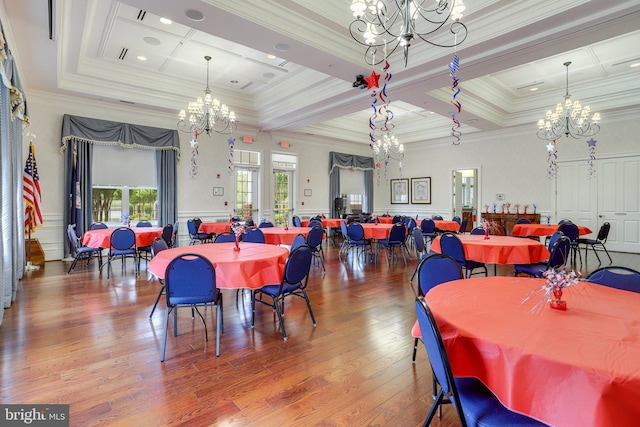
[[390, 178, 409, 204], [213, 187, 224, 196], [304, 188, 312, 197], [411, 177, 431, 204]]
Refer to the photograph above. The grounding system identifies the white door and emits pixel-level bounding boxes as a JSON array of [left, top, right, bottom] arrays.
[[557, 156, 640, 253]]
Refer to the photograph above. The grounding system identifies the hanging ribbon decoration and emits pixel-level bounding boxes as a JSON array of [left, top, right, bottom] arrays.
[[228, 136, 235, 175], [586, 138, 597, 178], [190, 131, 199, 178], [449, 53, 462, 145], [546, 140, 558, 178]]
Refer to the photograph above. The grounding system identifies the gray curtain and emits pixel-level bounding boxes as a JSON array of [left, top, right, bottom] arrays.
[[61, 114, 180, 257], [329, 151, 375, 216], [0, 23, 28, 325]]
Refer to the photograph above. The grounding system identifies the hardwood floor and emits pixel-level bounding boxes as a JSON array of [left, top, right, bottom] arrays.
[[2, 241, 638, 426]]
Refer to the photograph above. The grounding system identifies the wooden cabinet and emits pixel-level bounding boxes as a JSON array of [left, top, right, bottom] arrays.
[[480, 213, 540, 236]]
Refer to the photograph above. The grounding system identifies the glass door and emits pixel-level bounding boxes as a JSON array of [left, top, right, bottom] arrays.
[[273, 170, 293, 226]]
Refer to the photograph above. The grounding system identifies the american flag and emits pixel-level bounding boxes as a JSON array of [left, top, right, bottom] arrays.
[[23, 142, 43, 234]]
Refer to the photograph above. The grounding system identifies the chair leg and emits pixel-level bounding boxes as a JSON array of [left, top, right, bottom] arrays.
[[301, 289, 316, 326], [412, 337, 418, 363], [273, 297, 287, 341], [215, 303, 222, 357], [67, 255, 79, 274], [161, 306, 172, 362], [149, 283, 165, 318]]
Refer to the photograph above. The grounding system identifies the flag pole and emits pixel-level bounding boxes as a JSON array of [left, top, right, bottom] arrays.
[[25, 210, 40, 271]]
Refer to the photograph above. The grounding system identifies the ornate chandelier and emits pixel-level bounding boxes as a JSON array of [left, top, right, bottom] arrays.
[[536, 61, 600, 141], [177, 56, 237, 136], [372, 130, 404, 167], [348, 0, 468, 66]]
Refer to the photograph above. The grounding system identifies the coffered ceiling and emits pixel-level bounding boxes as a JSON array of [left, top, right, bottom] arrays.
[[4, 0, 640, 145]]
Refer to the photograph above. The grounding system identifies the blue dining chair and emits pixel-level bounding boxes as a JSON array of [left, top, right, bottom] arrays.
[[415, 296, 546, 427], [243, 227, 265, 243], [252, 245, 315, 341], [586, 266, 640, 293], [377, 222, 407, 267], [106, 227, 138, 279], [306, 226, 325, 271], [149, 237, 169, 318], [439, 232, 487, 278], [67, 224, 103, 274], [161, 253, 223, 361]]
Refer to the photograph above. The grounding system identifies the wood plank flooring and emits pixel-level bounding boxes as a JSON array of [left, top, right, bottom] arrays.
[[2, 240, 638, 426]]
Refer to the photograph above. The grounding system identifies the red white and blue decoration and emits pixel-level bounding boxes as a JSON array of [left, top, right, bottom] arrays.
[[449, 53, 462, 145]]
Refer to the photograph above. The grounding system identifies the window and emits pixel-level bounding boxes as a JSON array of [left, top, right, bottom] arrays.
[[91, 145, 157, 226], [234, 150, 260, 220], [348, 194, 363, 213]]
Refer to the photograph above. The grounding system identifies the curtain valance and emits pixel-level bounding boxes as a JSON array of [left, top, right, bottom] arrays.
[[61, 114, 180, 158], [328, 151, 375, 175]]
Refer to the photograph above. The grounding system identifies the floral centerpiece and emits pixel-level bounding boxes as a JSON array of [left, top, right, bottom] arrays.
[[231, 222, 246, 251], [482, 220, 490, 239], [542, 268, 581, 310], [371, 214, 379, 224]]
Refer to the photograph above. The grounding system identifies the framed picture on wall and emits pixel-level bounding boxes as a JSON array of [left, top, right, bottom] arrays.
[[390, 178, 409, 204], [411, 177, 431, 204]]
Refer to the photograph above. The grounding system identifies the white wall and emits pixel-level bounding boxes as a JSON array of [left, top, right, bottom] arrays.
[[23, 91, 640, 260]]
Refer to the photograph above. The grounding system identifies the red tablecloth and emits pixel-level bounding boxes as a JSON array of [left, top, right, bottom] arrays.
[[378, 217, 393, 224], [148, 242, 289, 289], [301, 218, 343, 228], [81, 227, 162, 248], [433, 220, 460, 232], [357, 223, 394, 240], [260, 227, 312, 245], [198, 222, 231, 235], [425, 276, 640, 427], [511, 223, 592, 237], [430, 234, 549, 265]]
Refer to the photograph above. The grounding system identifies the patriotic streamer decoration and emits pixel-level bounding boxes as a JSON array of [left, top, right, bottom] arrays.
[[368, 60, 398, 183], [546, 140, 558, 178], [586, 138, 597, 178], [190, 131, 199, 178], [228, 136, 235, 175], [449, 54, 462, 145]]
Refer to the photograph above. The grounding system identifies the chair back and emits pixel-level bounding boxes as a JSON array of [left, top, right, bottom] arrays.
[[90, 222, 108, 230], [347, 223, 365, 241], [459, 219, 468, 233], [243, 227, 265, 243], [558, 219, 573, 225], [470, 226, 485, 235], [259, 221, 274, 228], [172, 221, 179, 246], [165, 253, 217, 305], [151, 237, 169, 257], [432, 215, 444, 220], [412, 227, 426, 255], [387, 223, 406, 244], [340, 219, 348, 238], [548, 236, 570, 269], [416, 253, 464, 296], [306, 226, 323, 249], [187, 220, 198, 237], [415, 297, 462, 408], [391, 215, 402, 224], [292, 215, 302, 227], [515, 218, 531, 224], [405, 217, 417, 234], [67, 224, 81, 250], [161, 224, 173, 247], [596, 222, 610, 241], [282, 245, 313, 288], [291, 233, 307, 250], [420, 218, 436, 234], [558, 222, 578, 241], [452, 216, 461, 224], [214, 232, 236, 243], [547, 231, 564, 250], [110, 227, 136, 250], [439, 232, 466, 264], [136, 221, 152, 227], [586, 266, 640, 293], [308, 219, 323, 229]]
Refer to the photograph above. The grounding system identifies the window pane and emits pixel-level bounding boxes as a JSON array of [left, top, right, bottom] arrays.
[[92, 187, 122, 223], [129, 188, 158, 222], [274, 172, 290, 226]]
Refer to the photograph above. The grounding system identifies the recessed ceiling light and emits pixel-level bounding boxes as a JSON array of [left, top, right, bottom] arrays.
[[630, 62, 640, 68], [137, 55, 147, 61], [274, 43, 290, 52], [143, 36, 160, 46], [159, 17, 172, 25], [267, 54, 276, 59], [529, 87, 538, 92], [185, 9, 204, 21]]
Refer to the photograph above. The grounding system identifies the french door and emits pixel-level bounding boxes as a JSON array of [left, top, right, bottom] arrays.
[[273, 170, 293, 226], [557, 155, 640, 253]]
